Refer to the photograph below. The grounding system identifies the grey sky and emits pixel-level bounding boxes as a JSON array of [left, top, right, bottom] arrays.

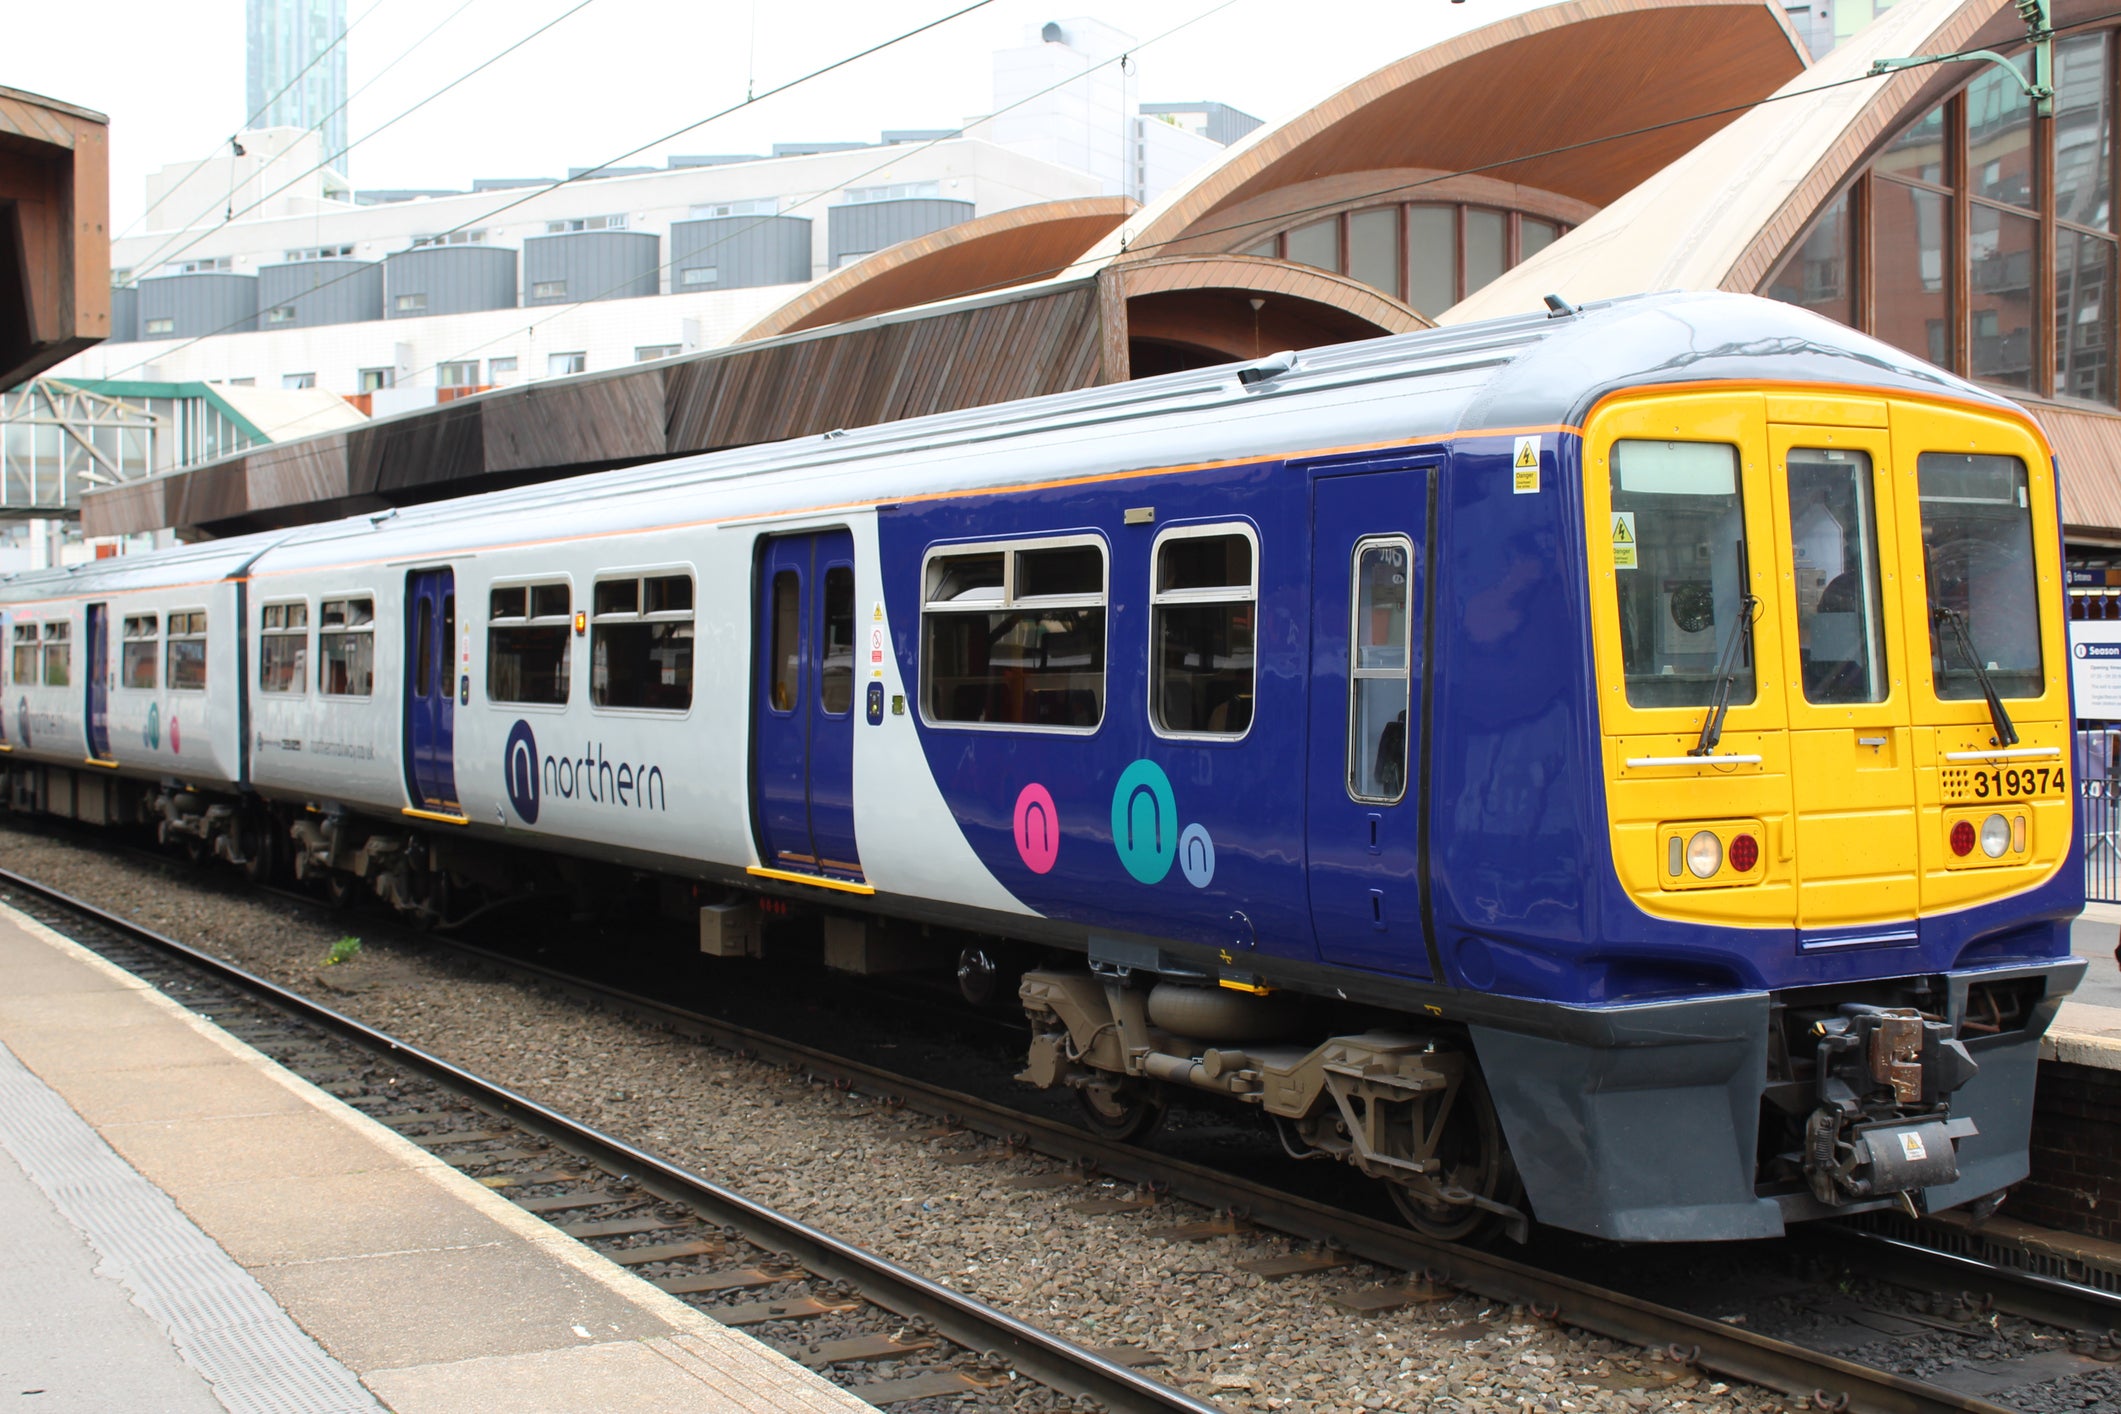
[[11, 0, 1551, 235]]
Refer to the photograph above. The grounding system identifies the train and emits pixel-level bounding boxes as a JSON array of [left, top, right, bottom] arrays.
[[0, 290, 2085, 1243]]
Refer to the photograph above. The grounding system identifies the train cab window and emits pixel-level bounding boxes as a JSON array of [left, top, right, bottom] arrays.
[[820, 566, 855, 715], [488, 582, 571, 705], [121, 615, 159, 690], [591, 571, 693, 710], [1918, 453, 2043, 699], [921, 538, 1107, 730], [1787, 450, 1888, 704], [1609, 440, 1755, 709], [42, 622, 70, 687], [260, 602, 308, 694], [1152, 527, 1257, 737], [319, 597, 375, 696], [1348, 538, 1413, 802], [165, 611, 207, 691], [11, 623, 37, 685]]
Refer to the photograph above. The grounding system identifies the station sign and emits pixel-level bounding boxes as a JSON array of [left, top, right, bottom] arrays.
[[2071, 618, 2121, 720]]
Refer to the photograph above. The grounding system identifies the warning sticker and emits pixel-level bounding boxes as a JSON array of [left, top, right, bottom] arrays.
[[1897, 1130, 1928, 1163], [1512, 436, 1540, 494], [1611, 511, 1637, 570], [869, 603, 887, 677]]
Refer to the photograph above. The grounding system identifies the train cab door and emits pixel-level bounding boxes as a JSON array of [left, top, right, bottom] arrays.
[[1305, 464, 1435, 978], [1765, 423, 1920, 933], [84, 603, 111, 761], [752, 531, 863, 882], [403, 567, 461, 815]]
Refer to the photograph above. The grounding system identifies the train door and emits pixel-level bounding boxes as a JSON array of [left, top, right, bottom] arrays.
[[403, 567, 460, 814], [753, 531, 863, 881], [84, 603, 110, 761], [1765, 423, 1920, 931], [1306, 465, 1435, 978]]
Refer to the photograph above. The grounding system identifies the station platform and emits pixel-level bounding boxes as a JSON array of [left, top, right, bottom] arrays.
[[0, 902, 875, 1413]]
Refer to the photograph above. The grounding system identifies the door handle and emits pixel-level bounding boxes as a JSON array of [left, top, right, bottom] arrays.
[[1369, 888, 1386, 931], [1366, 812, 1382, 854]]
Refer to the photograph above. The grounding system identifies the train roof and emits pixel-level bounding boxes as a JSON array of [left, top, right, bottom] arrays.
[[4, 291, 2023, 596]]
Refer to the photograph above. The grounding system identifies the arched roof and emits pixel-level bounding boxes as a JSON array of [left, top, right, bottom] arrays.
[[1107, 0, 1809, 264], [739, 196, 1134, 343]]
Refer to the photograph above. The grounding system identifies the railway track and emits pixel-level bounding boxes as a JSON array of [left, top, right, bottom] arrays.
[[7, 852, 2120, 1414]]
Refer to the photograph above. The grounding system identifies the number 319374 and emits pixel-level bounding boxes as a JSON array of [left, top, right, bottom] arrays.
[[1968, 765, 2064, 799]]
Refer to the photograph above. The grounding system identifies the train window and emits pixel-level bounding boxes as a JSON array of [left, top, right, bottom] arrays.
[[11, 623, 37, 686], [319, 597, 375, 696], [260, 602, 308, 694], [820, 566, 855, 715], [42, 622, 69, 688], [1787, 450, 1888, 704], [768, 571, 799, 712], [121, 615, 158, 690], [1348, 538, 1413, 803], [488, 581, 570, 705], [922, 537, 1106, 731], [166, 611, 207, 692], [1609, 440, 1755, 709], [592, 571, 693, 711], [1917, 452, 2043, 699], [1152, 527, 1257, 738], [414, 597, 435, 698]]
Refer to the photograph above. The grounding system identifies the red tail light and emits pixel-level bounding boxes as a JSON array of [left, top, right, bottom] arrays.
[[1950, 821, 1976, 857], [1728, 834, 1759, 872]]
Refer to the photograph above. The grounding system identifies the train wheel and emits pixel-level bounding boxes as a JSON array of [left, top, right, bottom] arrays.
[[1074, 1079, 1166, 1144], [1386, 1066, 1523, 1243]]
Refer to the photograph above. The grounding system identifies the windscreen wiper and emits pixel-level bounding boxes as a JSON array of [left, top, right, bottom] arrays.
[[1691, 593, 1759, 757], [1935, 606, 2020, 748]]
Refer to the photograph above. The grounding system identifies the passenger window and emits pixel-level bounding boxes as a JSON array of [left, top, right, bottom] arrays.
[[488, 582, 570, 705], [1787, 450, 1889, 704], [921, 538, 1106, 730], [1152, 529, 1257, 737], [820, 566, 855, 715], [122, 614, 159, 690], [1609, 440, 1754, 709], [592, 571, 693, 710], [11, 623, 37, 686], [40, 622, 68, 688], [319, 597, 375, 696], [260, 602, 308, 694], [768, 571, 799, 712], [1918, 452, 2043, 699], [1348, 539, 1413, 803], [166, 612, 207, 691], [414, 597, 435, 698]]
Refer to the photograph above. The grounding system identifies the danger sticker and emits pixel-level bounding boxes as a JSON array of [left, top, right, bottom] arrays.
[[1512, 436, 1540, 494], [1897, 1131, 1928, 1163], [1611, 511, 1637, 570]]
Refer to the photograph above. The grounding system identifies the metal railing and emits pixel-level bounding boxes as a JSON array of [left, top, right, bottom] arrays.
[[2079, 731, 2121, 904]]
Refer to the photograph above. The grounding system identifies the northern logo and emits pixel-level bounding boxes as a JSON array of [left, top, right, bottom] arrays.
[[504, 719, 540, 823], [503, 719, 667, 824], [144, 702, 161, 751]]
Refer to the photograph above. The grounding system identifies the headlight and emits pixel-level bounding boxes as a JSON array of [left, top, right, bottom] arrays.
[[1686, 829, 1722, 878], [1980, 813, 2010, 859]]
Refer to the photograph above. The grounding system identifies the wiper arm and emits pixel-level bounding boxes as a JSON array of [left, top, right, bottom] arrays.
[[1935, 606, 2019, 748], [1692, 593, 1759, 757]]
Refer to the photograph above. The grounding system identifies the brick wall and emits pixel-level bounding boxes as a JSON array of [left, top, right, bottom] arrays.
[[2015, 1060, 2121, 1240]]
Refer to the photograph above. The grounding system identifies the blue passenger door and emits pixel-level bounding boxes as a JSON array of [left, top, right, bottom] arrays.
[[753, 531, 863, 881], [403, 568, 460, 814], [1306, 466, 1434, 978], [84, 603, 110, 761]]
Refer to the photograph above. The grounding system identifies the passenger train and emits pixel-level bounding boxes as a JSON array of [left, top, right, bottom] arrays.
[[0, 291, 2085, 1242]]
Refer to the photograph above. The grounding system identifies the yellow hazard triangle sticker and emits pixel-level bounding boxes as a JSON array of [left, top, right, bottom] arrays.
[[1512, 435, 1540, 493]]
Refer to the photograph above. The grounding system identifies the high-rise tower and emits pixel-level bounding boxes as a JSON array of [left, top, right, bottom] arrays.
[[246, 0, 349, 179]]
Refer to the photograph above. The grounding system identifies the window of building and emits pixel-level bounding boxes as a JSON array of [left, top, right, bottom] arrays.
[[121, 614, 158, 690], [591, 572, 693, 710], [488, 357, 518, 378], [359, 367, 394, 392], [409, 229, 487, 247], [843, 181, 941, 203], [282, 372, 316, 390], [681, 267, 720, 286], [284, 245, 355, 262], [545, 215, 627, 233], [1245, 203, 1573, 318], [531, 280, 566, 299], [266, 305, 297, 325], [635, 344, 680, 361], [144, 317, 175, 336], [319, 597, 375, 696], [260, 602, 308, 693], [9, 623, 35, 685], [921, 538, 1107, 730], [1152, 527, 1257, 737], [227, 376, 255, 387], [395, 292, 428, 313], [438, 361, 480, 388], [165, 611, 207, 691], [1347, 538, 1413, 803], [1608, 440, 1753, 710], [488, 582, 571, 705], [548, 352, 586, 377], [40, 621, 68, 687], [691, 198, 779, 218], [166, 257, 232, 275]]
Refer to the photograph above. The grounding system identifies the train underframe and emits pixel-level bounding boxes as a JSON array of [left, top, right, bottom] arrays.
[[2, 758, 2079, 1245]]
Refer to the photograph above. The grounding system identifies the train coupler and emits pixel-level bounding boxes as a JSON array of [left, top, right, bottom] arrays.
[[1802, 1004, 1981, 1206]]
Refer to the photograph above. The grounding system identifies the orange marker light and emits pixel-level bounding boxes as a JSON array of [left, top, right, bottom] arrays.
[[574, 610, 587, 635]]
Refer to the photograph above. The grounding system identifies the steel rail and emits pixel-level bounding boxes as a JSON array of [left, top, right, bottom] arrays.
[[0, 867, 1219, 1414]]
